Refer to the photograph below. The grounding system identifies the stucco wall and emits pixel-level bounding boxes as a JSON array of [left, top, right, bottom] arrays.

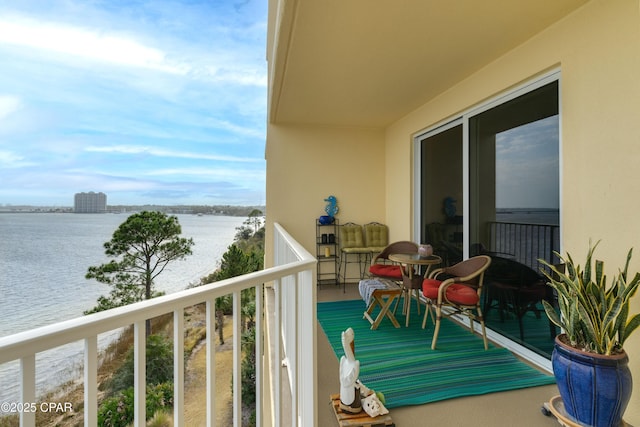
[[264, 124, 386, 268], [385, 0, 640, 422]]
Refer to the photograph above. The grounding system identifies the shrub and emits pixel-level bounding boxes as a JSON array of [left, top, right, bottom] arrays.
[[97, 383, 173, 427], [241, 326, 256, 406], [146, 409, 173, 427], [108, 334, 173, 394]]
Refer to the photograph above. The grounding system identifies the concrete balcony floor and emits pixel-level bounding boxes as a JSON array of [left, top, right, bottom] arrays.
[[317, 284, 560, 427]]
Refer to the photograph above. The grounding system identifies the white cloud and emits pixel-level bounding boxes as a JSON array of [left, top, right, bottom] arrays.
[[0, 150, 36, 168], [84, 145, 263, 163], [143, 167, 265, 181], [205, 118, 265, 138], [0, 95, 22, 120], [0, 17, 190, 74], [0, 15, 266, 87]]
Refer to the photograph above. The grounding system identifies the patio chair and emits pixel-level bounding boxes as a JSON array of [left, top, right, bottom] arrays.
[[422, 255, 492, 350], [338, 223, 370, 290], [364, 222, 389, 254], [483, 256, 556, 341], [368, 241, 418, 282]]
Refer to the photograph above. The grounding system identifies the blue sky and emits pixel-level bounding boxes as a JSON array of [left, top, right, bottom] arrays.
[[0, 0, 267, 207], [496, 116, 559, 209]]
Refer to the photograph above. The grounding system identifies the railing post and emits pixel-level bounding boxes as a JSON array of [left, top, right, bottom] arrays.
[[290, 276, 298, 426], [274, 279, 282, 427], [233, 291, 242, 427], [84, 336, 98, 427], [206, 299, 217, 427], [297, 268, 316, 427], [20, 355, 36, 427], [174, 308, 185, 427], [134, 321, 146, 427], [255, 284, 263, 427]]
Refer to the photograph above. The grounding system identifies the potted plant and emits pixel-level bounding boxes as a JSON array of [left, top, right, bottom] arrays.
[[540, 241, 640, 427]]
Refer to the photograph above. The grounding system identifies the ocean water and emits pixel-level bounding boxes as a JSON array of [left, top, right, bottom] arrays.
[[495, 208, 559, 225], [0, 213, 244, 403]]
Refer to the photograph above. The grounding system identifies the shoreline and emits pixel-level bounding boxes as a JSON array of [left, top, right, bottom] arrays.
[[0, 213, 244, 403]]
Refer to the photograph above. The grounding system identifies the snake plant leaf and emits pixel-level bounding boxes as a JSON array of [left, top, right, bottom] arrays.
[[622, 313, 640, 345], [583, 242, 597, 284], [595, 257, 604, 287], [616, 302, 629, 339], [577, 301, 601, 352], [621, 271, 640, 301], [543, 300, 562, 328], [538, 241, 640, 355]]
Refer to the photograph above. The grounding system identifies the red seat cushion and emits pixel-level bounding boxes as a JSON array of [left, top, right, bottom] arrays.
[[422, 279, 479, 305], [369, 264, 402, 279]]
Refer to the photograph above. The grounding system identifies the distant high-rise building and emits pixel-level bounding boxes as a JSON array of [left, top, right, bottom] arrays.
[[74, 192, 107, 213]]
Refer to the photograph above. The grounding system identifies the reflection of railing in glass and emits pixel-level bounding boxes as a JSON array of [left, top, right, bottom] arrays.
[[487, 221, 560, 272]]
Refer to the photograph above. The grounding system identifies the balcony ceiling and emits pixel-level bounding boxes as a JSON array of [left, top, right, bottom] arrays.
[[269, 0, 587, 128]]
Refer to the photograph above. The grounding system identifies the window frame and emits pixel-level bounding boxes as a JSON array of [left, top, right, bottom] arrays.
[[412, 69, 562, 371]]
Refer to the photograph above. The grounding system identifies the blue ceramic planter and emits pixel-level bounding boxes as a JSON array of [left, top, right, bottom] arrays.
[[552, 335, 632, 427]]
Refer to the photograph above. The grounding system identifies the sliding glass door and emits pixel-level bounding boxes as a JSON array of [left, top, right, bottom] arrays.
[[419, 122, 463, 266], [417, 74, 560, 358]]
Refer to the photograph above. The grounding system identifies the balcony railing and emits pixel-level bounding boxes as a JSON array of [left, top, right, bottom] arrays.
[[487, 221, 560, 270], [0, 222, 317, 427]]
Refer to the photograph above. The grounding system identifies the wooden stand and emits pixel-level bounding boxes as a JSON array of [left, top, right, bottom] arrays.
[[362, 285, 402, 330], [543, 395, 629, 427], [330, 394, 395, 427]]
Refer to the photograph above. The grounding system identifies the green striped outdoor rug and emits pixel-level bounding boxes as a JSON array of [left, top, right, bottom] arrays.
[[317, 298, 555, 408]]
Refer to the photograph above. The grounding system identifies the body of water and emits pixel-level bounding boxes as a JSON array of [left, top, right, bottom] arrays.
[[0, 212, 244, 403], [495, 208, 559, 225]]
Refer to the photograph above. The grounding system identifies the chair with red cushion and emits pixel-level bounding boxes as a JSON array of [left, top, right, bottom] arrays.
[[421, 255, 492, 350], [368, 241, 419, 281]]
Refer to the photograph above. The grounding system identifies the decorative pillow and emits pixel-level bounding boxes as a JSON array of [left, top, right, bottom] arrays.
[[422, 279, 443, 299], [369, 264, 402, 279], [422, 279, 479, 305]]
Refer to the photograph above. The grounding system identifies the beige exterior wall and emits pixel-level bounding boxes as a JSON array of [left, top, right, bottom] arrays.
[[265, 124, 386, 267], [385, 0, 640, 422]]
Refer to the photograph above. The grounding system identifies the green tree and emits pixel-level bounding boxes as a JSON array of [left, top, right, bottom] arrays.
[[202, 244, 262, 344], [234, 209, 263, 245], [246, 209, 263, 233], [85, 211, 194, 335]]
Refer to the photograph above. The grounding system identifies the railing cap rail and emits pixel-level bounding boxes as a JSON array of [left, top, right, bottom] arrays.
[[0, 251, 314, 364]]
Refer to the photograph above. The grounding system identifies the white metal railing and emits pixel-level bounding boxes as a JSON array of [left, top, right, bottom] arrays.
[[0, 222, 317, 427], [272, 223, 318, 427]]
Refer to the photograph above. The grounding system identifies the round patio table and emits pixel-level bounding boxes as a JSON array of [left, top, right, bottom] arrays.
[[388, 253, 442, 327]]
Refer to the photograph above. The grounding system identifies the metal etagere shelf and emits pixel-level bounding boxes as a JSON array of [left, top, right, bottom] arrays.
[[316, 218, 339, 286]]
